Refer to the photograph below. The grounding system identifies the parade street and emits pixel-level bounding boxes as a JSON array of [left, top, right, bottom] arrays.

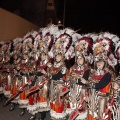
[[0, 99, 50, 120]]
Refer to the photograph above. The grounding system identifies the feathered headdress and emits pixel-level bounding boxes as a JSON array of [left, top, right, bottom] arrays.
[[34, 33, 42, 50], [40, 24, 58, 52], [2, 42, 10, 53], [48, 28, 79, 60], [13, 38, 22, 52], [22, 35, 34, 52], [115, 41, 120, 63], [75, 36, 93, 64], [93, 37, 117, 68]]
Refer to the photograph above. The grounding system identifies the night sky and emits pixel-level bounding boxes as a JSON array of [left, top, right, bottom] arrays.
[[57, 0, 120, 36], [0, 0, 120, 36]]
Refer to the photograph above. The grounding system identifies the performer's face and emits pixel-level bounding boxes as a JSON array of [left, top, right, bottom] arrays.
[[41, 53, 47, 61], [55, 41, 61, 49], [28, 42, 33, 49], [23, 54, 28, 59], [3, 45, 8, 51], [77, 56, 84, 65], [39, 41, 44, 48], [76, 44, 84, 52], [33, 53, 37, 59], [5, 55, 9, 62], [55, 54, 62, 62], [113, 82, 119, 90], [96, 60, 105, 69], [22, 44, 26, 49], [16, 64, 20, 70], [0, 56, 2, 61], [0, 47, 2, 52], [14, 55, 18, 60]]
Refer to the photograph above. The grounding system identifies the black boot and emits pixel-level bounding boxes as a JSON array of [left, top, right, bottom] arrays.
[[37, 112, 46, 120], [42, 111, 46, 120], [19, 108, 25, 116], [2, 95, 7, 103], [1, 96, 8, 107], [28, 114, 36, 120], [66, 114, 69, 120], [8, 103, 16, 111], [0, 94, 3, 102], [36, 112, 42, 120]]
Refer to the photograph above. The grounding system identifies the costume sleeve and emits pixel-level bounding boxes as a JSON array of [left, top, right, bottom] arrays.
[[36, 72, 43, 76], [30, 71, 44, 86], [95, 73, 111, 90], [52, 67, 66, 80], [117, 91, 120, 104], [30, 76, 37, 87], [77, 69, 90, 85], [20, 72, 26, 76], [29, 72, 34, 76], [20, 72, 23, 76]]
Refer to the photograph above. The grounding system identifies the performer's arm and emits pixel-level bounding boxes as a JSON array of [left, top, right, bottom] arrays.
[[29, 75, 38, 87], [29, 71, 43, 86], [95, 73, 111, 90], [20, 72, 25, 76], [77, 69, 90, 85], [52, 67, 66, 80], [52, 71, 64, 80], [36, 72, 43, 76]]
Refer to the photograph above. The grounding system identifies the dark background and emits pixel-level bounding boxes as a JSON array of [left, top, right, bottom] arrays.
[[0, 0, 120, 36]]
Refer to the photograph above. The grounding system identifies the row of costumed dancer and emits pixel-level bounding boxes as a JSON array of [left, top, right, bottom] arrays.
[[0, 24, 120, 120]]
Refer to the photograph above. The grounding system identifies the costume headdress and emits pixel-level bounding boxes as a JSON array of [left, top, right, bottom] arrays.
[[48, 28, 80, 60], [35, 25, 56, 54], [75, 36, 93, 64], [23, 35, 34, 52], [13, 38, 22, 53], [2, 42, 9, 53], [115, 40, 120, 63], [33, 32, 42, 51], [42, 24, 58, 50], [93, 36, 117, 68]]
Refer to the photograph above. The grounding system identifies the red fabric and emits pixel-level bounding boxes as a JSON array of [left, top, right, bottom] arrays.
[[29, 95, 34, 105], [67, 102, 70, 108], [74, 68, 88, 74], [37, 64, 47, 70]]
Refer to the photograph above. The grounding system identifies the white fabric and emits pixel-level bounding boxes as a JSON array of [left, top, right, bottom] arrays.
[[50, 110, 67, 119]]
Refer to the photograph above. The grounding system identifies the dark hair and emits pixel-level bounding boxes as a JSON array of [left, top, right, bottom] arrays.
[[41, 52, 47, 55]]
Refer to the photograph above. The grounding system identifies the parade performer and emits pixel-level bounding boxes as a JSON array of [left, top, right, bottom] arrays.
[[2, 42, 13, 99], [8, 38, 22, 111], [48, 29, 76, 120], [67, 37, 93, 120], [111, 40, 120, 120], [0, 42, 4, 101], [26, 50, 38, 120], [0, 54, 3, 97], [112, 76, 120, 120], [35, 50, 51, 120], [27, 25, 58, 120], [35, 32, 54, 120], [87, 37, 117, 120], [8, 54, 21, 111], [18, 51, 31, 116], [25, 34, 40, 120]]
